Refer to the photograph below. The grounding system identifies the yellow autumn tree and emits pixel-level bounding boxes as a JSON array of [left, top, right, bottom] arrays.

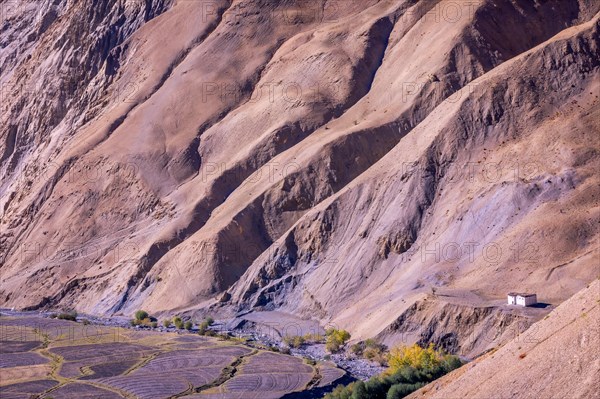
[[386, 343, 442, 374], [325, 328, 351, 353]]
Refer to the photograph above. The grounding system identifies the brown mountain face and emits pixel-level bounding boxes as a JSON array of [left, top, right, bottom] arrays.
[[1, 0, 599, 355]]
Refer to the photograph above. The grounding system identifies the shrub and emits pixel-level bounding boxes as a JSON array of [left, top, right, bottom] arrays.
[[135, 310, 149, 321], [217, 333, 231, 340], [163, 319, 171, 328], [197, 316, 215, 335], [364, 347, 387, 365], [350, 343, 364, 356], [350, 339, 386, 361], [81, 319, 90, 325], [151, 321, 158, 328], [283, 335, 305, 349], [57, 311, 77, 322], [204, 329, 216, 337], [173, 316, 183, 329], [184, 321, 193, 331], [325, 329, 351, 353]]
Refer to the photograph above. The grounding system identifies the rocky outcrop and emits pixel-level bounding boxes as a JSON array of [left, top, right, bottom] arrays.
[[377, 298, 531, 358]]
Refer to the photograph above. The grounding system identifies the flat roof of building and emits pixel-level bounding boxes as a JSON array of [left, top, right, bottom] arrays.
[[508, 292, 536, 297]]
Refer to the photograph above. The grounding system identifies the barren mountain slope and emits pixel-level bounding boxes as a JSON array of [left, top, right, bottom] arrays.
[[221, 11, 600, 353], [1, 0, 599, 356], [407, 279, 600, 399]]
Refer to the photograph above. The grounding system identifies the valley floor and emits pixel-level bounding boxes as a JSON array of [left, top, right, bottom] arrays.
[[0, 312, 348, 399]]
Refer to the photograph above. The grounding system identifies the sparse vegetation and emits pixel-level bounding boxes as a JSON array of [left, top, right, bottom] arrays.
[[56, 311, 77, 321], [131, 310, 156, 327], [197, 316, 215, 335], [217, 332, 231, 340], [184, 321, 193, 331], [163, 319, 171, 328], [325, 328, 351, 353], [351, 339, 387, 365], [173, 316, 184, 329], [283, 332, 325, 349], [325, 344, 463, 399], [283, 335, 305, 349]]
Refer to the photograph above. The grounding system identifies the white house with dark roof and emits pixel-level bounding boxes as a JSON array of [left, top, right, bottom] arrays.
[[507, 292, 537, 306]]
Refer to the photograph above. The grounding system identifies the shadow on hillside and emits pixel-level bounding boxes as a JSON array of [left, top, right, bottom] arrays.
[[281, 373, 356, 399], [529, 302, 551, 309]]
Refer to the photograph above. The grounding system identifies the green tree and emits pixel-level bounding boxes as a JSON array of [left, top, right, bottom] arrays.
[[351, 381, 367, 399], [135, 310, 149, 321]]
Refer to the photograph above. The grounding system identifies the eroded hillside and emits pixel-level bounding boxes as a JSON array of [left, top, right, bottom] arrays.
[[1, 0, 599, 356], [407, 279, 600, 399]]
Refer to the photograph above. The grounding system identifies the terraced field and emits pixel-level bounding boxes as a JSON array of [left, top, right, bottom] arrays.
[[0, 352, 49, 368], [191, 352, 316, 399], [0, 379, 58, 399], [42, 383, 124, 399], [0, 314, 346, 398]]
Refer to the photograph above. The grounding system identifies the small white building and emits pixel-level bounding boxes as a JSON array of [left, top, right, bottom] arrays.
[[507, 292, 537, 307]]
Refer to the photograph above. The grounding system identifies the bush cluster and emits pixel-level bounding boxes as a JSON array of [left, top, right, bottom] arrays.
[[325, 344, 463, 399], [55, 311, 77, 322], [173, 316, 184, 329], [283, 332, 325, 349], [325, 328, 351, 353], [351, 339, 387, 365], [283, 335, 305, 349], [197, 316, 215, 335], [130, 310, 156, 327]]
